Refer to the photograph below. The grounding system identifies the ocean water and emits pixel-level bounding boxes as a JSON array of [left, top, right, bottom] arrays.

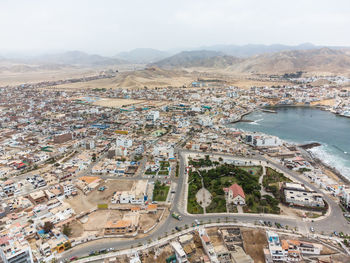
[[231, 107, 350, 178]]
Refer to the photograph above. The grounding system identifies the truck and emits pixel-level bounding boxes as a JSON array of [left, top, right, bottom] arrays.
[[172, 212, 182, 220]]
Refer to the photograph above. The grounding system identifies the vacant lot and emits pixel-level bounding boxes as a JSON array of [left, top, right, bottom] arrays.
[[69, 220, 84, 238], [139, 210, 162, 232], [241, 228, 267, 263], [65, 179, 134, 214], [93, 98, 145, 108]]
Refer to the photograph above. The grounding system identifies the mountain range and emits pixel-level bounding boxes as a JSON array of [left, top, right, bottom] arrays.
[[1, 44, 350, 74], [149, 48, 350, 74]]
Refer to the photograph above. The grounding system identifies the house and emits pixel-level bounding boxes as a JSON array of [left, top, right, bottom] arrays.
[[198, 227, 219, 263], [104, 214, 139, 235], [265, 231, 286, 262], [224, 183, 245, 205], [28, 190, 47, 205], [171, 241, 188, 263]]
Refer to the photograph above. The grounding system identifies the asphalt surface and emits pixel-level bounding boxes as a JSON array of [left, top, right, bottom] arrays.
[[59, 149, 350, 261]]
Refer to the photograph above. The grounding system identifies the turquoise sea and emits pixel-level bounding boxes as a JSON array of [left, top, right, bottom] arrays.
[[231, 107, 350, 179]]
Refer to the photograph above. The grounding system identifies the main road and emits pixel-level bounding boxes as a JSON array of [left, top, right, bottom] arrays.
[[59, 149, 349, 261]]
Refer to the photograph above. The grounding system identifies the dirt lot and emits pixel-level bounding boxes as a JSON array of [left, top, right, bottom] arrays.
[[139, 210, 162, 232], [140, 245, 174, 263], [69, 220, 84, 238], [93, 98, 145, 108], [65, 179, 134, 214], [241, 228, 267, 263]]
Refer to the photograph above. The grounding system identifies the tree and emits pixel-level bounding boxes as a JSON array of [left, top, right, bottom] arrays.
[[43, 221, 54, 233], [92, 153, 97, 162], [63, 225, 72, 237]]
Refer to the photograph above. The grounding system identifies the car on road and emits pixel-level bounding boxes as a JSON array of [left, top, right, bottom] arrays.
[[310, 227, 315, 232], [172, 212, 182, 220], [70, 256, 78, 261], [175, 226, 181, 231], [334, 231, 339, 236], [194, 219, 200, 226], [99, 248, 107, 254], [89, 251, 96, 256]]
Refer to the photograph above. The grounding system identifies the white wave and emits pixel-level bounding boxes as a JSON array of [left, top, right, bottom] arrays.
[[309, 145, 350, 179], [249, 118, 264, 126]]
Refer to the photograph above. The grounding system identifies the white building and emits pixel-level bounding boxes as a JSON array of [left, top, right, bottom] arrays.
[[146, 111, 160, 122], [61, 182, 76, 196], [0, 242, 34, 263], [283, 183, 324, 208], [198, 116, 213, 127], [111, 180, 148, 204], [198, 227, 219, 263], [265, 231, 286, 262], [116, 137, 133, 148], [245, 134, 282, 147], [171, 241, 188, 263]]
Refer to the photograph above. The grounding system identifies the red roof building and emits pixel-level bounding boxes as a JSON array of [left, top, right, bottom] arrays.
[[224, 183, 246, 205]]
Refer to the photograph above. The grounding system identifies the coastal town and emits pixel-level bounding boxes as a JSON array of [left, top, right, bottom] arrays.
[[0, 72, 350, 263]]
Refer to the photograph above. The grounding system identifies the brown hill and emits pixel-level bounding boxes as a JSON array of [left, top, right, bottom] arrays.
[[152, 48, 350, 75], [227, 48, 350, 74], [112, 67, 193, 89]]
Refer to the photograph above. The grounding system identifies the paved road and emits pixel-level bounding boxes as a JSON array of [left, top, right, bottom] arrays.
[[59, 149, 349, 261]]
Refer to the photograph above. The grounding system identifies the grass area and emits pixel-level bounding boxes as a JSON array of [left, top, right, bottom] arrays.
[[244, 194, 280, 214], [263, 167, 292, 199], [158, 170, 169, 175], [145, 170, 157, 175], [298, 167, 311, 173], [175, 162, 179, 177], [188, 155, 214, 168], [237, 166, 263, 177], [160, 161, 170, 169], [152, 181, 169, 201], [187, 164, 280, 214], [306, 212, 322, 218], [187, 170, 204, 214], [206, 196, 227, 213], [187, 197, 204, 214]]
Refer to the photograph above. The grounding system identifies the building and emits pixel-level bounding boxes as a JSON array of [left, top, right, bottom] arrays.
[[245, 134, 282, 148], [224, 183, 245, 205], [0, 242, 34, 263], [265, 231, 286, 262], [116, 137, 133, 148], [283, 183, 325, 208], [198, 227, 219, 263], [146, 111, 160, 122], [61, 182, 76, 196], [28, 190, 47, 205], [111, 180, 148, 204], [171, 241, 188, 263], [104, 214, 139, 235]]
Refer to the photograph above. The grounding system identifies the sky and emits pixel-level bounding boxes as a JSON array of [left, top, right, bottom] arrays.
[[1, 0, 350, 56]]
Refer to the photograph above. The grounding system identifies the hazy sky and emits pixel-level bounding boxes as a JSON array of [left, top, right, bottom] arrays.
[[1, 0, 350, 55]]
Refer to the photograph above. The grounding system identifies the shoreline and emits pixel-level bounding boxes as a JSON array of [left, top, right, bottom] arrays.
[[232, 109, 350, 185], [308, 150, 350, 185]]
